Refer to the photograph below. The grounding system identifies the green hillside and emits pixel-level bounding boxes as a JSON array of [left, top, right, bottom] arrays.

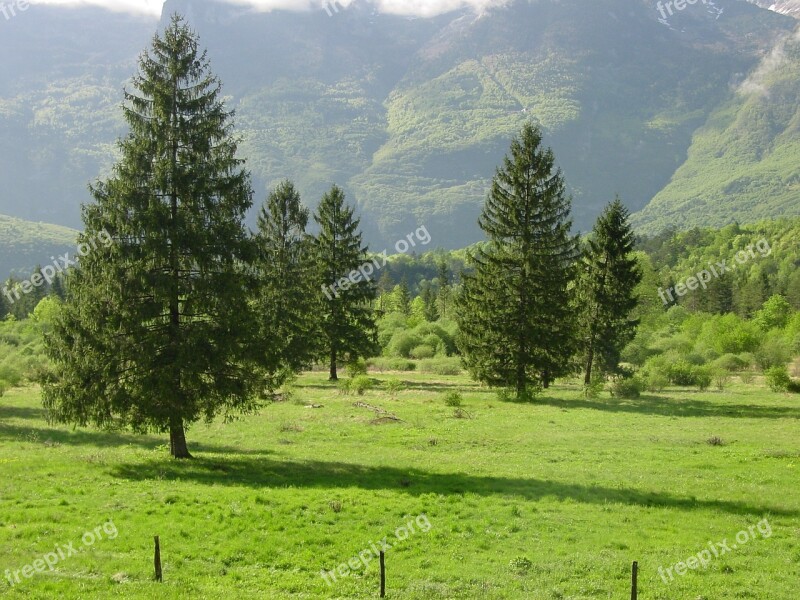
[[0, 214, 78, 278], [631, 30, 800, 234], [0, 0, 795, 248]]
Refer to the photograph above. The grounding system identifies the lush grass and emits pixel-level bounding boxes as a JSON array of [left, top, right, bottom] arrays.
[[0, 374, 798, 599]]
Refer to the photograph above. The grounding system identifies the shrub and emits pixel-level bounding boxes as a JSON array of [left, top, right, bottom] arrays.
[[666, 360, 697, 386], [345, 359, 368, 379], [497, 386, 541, 402], [713, 369, 731, 391], [694, 366, 713, 391], [383, 378, 405, 397], [610, 376, 642, 399], [738, 370, 755, 385], [351, 375, 373, 396], [417, 357, 462, 376], [0, 380, 7, 397], [409, 344, 435, 359], [443, 391, 462, 407], [387, 331, 424, 358], [583, 379, 604, 399], [337, 379, 352, 395], [367, 357, 416, 372], [642, 369, 669, 392], [496, 388, 515, 402], [509, 556, 532, 574], [755, 332, 792, 370], [712, 353, 748, 372], [765, 366, 791, 392]]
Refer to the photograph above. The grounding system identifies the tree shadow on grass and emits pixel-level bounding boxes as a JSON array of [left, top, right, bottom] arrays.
[[109, 456, 796, 517], [530, 394, 800, 419], [0, 407, 273, 456]]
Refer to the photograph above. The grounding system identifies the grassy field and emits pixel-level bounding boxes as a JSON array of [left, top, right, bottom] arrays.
[[0, 373, 798, 599]]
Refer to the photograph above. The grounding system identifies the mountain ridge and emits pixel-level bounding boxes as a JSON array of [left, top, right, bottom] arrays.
[[0, 0, 795, 248]]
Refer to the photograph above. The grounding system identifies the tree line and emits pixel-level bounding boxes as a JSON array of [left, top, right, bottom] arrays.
[[40, 16, 642, 458]]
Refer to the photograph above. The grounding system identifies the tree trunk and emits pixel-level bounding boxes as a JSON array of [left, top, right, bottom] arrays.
[[169, 416, 192, 459], [584, 347, 594, 385], [329, 348, 338, 381], [516, 366, 526, 399], [541, 370, 550, 389]]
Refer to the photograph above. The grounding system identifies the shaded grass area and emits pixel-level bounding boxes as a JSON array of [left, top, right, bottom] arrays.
[[0, 374, 798, 599]]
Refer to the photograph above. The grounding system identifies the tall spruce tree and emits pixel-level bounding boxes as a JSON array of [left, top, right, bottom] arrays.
[[579, 198, 642, 385], [252, 181, 319, 387], [457, 123, 578, 396], [42, 16, 257, 459], [311, 185, 377, 380], [436, 259, 451, 319]]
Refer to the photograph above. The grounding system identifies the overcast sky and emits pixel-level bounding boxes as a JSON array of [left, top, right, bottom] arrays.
[[28, 0, 510, 17]]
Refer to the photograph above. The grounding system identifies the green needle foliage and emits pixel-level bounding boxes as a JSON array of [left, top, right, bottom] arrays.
[[252, 180, 320, 388], [579, 198, 642, 384], [457, 123, 579, 397], [311, 185, 378, 380], [42, 15, 258, 459]]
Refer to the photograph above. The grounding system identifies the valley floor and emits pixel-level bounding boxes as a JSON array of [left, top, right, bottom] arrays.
[[0, 374, 798, 599]]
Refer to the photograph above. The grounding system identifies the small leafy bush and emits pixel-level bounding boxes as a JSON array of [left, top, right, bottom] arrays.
[[409, 345, 435, 359], [351, 375, 373, 396], [583, 379, 604, 399], [367, 357, 417, 372], [694, 366, 713, 391], [345, 359, 368, 379], [443, 391, 462, 407], [765, 366, 792, 392], [509, 556, 532, 574], [383, 378, 405, 397], [610, 376, 642, 399], [418, 357, 462, 376]]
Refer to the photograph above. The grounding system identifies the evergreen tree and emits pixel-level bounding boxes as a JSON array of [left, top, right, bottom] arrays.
[[420, 281, 439, 322], [43, 16, 257, 459], [395, 278, 412, 316], [456, 123, 579, 396], [579, 198, 642, 385], [376, 271, 394, 315], [252, 180, 319, 387], [311, 185, 377, 380], [436, 259, 451, 319]]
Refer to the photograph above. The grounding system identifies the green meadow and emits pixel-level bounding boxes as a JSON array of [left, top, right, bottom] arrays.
[[1, 373, 798, 599]]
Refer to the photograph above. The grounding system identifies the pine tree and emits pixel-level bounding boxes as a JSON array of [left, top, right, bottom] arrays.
[[436, 259, 451, 319], [252, 180, 319, 388], [420, 281, 439, 322], [457, 123, 579, 396], [311, 185, 377, 380], [579, 198, 642, 385], [395, 278, 412, 316], [42, 16, 257, 459]]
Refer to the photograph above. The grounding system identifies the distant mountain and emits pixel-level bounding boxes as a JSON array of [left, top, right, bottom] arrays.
[[747, 0, 800, 17], [0, 215, 78, 279], [0, 0, 795, 248], [631, 27, 800, 234]]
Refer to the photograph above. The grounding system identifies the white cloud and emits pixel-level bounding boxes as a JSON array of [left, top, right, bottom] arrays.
[[28, 0, 510, 18]]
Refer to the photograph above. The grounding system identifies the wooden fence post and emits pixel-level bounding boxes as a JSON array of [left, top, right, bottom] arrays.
[[379, 550, 385, 598], [631, 560, 638, 600], [154, 535, 163, 582]]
